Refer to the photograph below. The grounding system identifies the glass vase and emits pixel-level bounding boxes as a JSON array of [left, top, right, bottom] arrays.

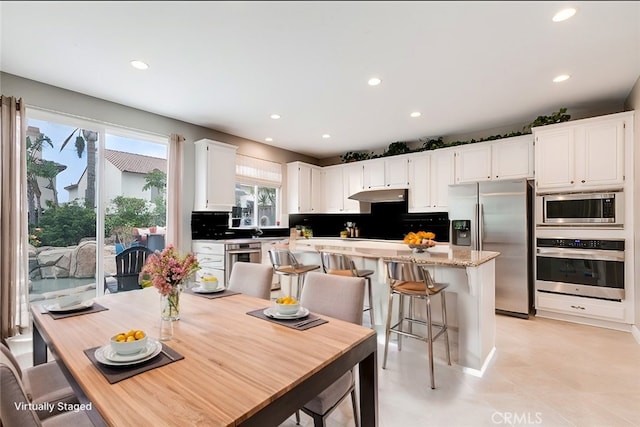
[[161, 286, 181, 320]]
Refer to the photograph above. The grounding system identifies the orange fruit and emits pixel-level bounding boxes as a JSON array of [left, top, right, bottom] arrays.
[[134, 330, 145, 340]]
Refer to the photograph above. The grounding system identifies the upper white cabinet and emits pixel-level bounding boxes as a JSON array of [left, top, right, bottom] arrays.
[[343, 162, 364, 212], [322, 163, 364, 213], [362, 156, 409, 190], [194, 139, 238, 211], [408, 148, 454, 212], [322, 165, 344, 213], [287, 162, 323, 213], [534, 112, 629, 193], [491, 135, 534, 180], [454, 135, 533, 184]]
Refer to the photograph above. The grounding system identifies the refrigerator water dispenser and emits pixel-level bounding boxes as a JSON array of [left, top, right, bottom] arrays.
[[451, 219, 471, 247]]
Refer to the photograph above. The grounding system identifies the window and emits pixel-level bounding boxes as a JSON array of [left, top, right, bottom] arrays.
[[234, 155, 282, 228]]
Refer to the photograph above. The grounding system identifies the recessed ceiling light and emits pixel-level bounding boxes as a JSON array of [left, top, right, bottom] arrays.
[[552, 8, 577, 22], [265, 137, 273, 142], [322, 134, 331, 139], [553, 74, 571, 83], [130, 60, 149, 70], [368, 77, 381, 86], [270, 114, 281, 120], [410, 112, 422, 118]]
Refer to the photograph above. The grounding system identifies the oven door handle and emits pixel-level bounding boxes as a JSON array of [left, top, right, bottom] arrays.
[[226, 249, 262, 255], [536, 247, 624, 261]]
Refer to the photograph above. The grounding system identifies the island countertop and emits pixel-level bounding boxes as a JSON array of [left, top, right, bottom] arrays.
[[291, 237, 499, 268]]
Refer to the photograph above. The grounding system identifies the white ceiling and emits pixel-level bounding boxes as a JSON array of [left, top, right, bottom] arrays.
[[2, 1, 639, 159]]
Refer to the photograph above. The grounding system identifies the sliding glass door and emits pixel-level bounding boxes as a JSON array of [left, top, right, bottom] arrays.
[[26, 109, 167, 302]]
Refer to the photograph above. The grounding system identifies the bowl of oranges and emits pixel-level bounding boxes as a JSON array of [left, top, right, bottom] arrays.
[[403, 231, 436, 253], [110, 329, 147, 355], [275, 296, 300, 315]]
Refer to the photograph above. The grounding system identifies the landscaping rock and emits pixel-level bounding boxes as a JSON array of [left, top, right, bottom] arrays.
[[70, 241, 96, 278]]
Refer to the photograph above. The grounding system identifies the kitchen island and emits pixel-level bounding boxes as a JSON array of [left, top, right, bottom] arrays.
[[291, 238, 499, 376]]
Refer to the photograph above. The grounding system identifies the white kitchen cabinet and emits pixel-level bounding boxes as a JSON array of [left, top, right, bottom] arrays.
[[454, 135, 533, 184], [192, 241, 226, 288], [454, 143, 492, 183], [408, 148, 454, 212], [536, 292, 626, 323], [322, 165, 344, 213], [534, 112, 629, 193], [343, 162, 364, 212], [491, 135, 534, 180], [287, 162, 323, 213], [194, 139, 238, 211], [322, 163, 364, 213], [362, 156, 409, 190]]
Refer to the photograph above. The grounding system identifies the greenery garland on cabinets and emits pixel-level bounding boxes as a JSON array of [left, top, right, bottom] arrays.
[[340, 108, 571, 163]]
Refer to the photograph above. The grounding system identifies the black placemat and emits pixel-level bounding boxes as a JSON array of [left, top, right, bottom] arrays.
[[84, 342, 184, 384], [42, 303, 109, 319], [246, 307, 328, 330], [185, 288, 240, 299]]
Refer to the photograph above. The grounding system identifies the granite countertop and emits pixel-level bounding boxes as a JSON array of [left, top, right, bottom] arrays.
[[292, 237, 499, 267], [384, 248, 500, 268]]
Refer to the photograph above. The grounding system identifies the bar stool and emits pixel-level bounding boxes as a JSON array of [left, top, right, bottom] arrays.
[[383, 260, 451, 389], [268, 249, 320, 299], [319, 251, 375, 326]]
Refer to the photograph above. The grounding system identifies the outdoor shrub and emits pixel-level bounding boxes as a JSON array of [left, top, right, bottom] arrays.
[[104, 195, 153, 237], [38, 201, 96, 246]]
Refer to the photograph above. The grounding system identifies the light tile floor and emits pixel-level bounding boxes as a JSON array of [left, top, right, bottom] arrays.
[[9, 315, 640, 427]]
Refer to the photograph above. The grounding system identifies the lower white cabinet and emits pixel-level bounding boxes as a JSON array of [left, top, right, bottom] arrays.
[[192, 241, 226, 288], [536, 292, 626, 322]]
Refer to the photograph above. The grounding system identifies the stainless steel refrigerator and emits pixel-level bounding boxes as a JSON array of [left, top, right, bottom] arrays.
[[448, 180, 533, 318]]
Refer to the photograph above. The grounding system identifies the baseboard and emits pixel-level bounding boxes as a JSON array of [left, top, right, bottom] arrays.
[[632, 325, 640, 345], [535, 310, 632, 332]]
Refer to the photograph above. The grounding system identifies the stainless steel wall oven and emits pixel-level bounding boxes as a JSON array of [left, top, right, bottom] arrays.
[[536, 238, 625, 301]]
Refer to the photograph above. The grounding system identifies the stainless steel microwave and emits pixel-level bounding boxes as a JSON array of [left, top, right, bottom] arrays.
[[535, 192, 623, 226]]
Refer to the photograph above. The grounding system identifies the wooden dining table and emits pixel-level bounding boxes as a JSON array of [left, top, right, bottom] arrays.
[[31, 287, 378, 426]]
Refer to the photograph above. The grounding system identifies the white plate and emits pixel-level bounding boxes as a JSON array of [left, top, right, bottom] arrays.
[[192, 286, 225, 294], [263, 307, 310, 320], [95, 339, 162, 366], [45, 300, 94, 313]]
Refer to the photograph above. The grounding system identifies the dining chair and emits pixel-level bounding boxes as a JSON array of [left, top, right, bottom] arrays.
[[227, 261, 274, 300], [105, 246, 154, 293], [0, 361, 94, 427], [295, 271, 365, 427], [383, 260, 451, 389], [319, 251, 375, 326], [0, 341, 78, 420], [268, 249, 320, 299]]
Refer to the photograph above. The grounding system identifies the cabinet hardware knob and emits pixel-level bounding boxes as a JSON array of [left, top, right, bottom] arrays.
[[581, 180, 586, 183], [570, 180, 574, 184]]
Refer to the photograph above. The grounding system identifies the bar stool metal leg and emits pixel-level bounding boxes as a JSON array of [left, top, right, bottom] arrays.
[[365, 276, 374, 326], [382, 290, 394, 369], [426, 294, 435, 389], [442, 292, 451, 366]]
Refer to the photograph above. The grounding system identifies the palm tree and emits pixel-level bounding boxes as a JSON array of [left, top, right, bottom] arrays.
[[26, 134, 65, 224], [60, 129, 98, 208]]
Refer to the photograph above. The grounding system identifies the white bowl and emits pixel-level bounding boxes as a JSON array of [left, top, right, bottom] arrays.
[[110, 333, 148, 355], [276, 302, 300, 315]]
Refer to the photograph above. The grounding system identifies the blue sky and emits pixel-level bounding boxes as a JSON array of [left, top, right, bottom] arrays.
[[29, 118, 167, 203]]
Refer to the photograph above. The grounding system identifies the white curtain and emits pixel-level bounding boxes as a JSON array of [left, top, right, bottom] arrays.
[[166, 133, 185, 251], [0, 96, 29, 338], [235, 154, 282, 185]]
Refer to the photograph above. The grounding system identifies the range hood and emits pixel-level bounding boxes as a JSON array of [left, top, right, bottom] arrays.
[[348, 188, 407, 203]]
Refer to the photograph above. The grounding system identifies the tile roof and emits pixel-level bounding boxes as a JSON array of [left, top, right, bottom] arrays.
[[105, 149, 166, 174]]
